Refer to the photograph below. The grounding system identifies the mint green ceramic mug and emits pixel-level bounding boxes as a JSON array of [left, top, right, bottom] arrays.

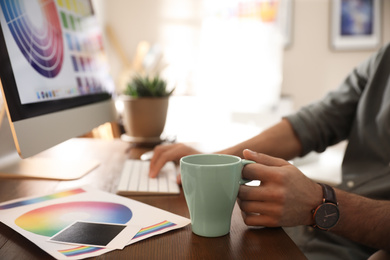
[[180, 154, 255, 237]]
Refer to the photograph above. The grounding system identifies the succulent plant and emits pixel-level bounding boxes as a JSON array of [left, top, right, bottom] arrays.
[[124, 74, 174, 98]]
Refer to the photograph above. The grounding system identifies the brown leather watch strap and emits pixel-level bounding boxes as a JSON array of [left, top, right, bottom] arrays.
[[319, 183, 337, 205]]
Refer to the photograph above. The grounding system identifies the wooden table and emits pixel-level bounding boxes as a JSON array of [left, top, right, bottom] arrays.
[[0, 138, 306, 259]]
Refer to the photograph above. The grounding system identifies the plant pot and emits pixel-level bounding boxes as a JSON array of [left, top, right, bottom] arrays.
[[121, 96, 169, 140]]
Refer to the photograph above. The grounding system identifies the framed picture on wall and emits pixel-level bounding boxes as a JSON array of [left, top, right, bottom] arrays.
[[331, 0, 381, 51]]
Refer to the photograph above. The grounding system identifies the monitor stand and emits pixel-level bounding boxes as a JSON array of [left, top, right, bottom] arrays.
[[0, 105, 99, 180]]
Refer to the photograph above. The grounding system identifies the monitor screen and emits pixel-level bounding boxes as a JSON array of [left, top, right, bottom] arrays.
[[0, 0, 114, 121], [0, 0, 116, 179]]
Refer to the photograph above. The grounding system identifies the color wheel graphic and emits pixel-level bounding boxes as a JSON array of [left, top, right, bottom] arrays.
[[15, 201, 133, 237], [0, 0, 64, 78]]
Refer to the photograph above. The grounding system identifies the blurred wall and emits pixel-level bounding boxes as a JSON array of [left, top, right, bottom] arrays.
[[94, 0, 390, 110], [283, 0, 390, 109], [93, 0, 202, 95]]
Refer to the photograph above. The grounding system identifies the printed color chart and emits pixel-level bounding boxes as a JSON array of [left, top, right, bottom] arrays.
[[15, 201, 133, 236], [0, 187, 190, 259]]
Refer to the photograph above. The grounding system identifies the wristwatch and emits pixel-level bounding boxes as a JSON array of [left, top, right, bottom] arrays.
[[312, 183, 339, 230]]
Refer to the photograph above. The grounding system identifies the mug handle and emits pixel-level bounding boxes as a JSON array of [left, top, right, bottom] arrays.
[[239, 159, 256, 185]]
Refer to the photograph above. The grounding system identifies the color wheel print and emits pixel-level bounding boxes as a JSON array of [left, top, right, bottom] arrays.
[[0, 0, 64, 78], [15, 201, 133, 237]]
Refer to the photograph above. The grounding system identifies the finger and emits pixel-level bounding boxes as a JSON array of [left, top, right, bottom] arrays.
[[237, 199, 282, 218], [243, 149, 288, 167], [238, 184, 285, 202], [149, 143, 199, 177], [149, 145, 176, 177], [176, 173, 182, 185], [150, 144, 171, 166], [241, 163, 280, 183], [241, 211, 280, 227]]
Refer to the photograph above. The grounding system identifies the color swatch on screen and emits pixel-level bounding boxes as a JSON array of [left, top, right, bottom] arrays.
[[58, 0, 104, 96], [15, 201, 133, 236], [0, 0, 64, 78], [0, 188, 85, 210]]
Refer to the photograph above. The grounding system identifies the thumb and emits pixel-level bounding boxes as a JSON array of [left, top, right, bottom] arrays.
[[243, 149, 287, 167]]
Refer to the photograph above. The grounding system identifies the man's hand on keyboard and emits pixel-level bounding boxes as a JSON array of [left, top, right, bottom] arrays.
[[149, 143, 201, 184], [117, 160, 180, 195]]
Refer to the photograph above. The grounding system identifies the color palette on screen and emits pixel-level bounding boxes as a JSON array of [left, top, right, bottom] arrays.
[[57, 0, 104, 96], [15, 201, 133, 237], [0, 0, 64, 78]]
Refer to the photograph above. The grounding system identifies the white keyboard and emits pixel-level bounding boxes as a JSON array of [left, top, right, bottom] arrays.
[[116, 160, 180, 195]]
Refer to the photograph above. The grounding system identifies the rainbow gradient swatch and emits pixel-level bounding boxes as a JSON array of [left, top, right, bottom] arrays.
[[15, 201, 133, 237], [132, 220, 177, 239], [59, 246, 103, 257], [0, 188, 85, 210], [0, 0, 64, 78]]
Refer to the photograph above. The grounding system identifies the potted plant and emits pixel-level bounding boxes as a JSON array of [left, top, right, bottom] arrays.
[[121, 74, 174, 143]]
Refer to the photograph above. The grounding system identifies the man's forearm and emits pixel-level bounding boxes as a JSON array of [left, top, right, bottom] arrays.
[[216, 119, 303, 160], [332, 189, 390, 251]]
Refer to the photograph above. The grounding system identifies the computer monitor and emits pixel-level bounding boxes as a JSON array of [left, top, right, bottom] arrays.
[[0, 0, 117, 179]]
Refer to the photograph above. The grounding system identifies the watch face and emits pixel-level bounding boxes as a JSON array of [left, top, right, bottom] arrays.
[[314, 203, 339, 230]]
